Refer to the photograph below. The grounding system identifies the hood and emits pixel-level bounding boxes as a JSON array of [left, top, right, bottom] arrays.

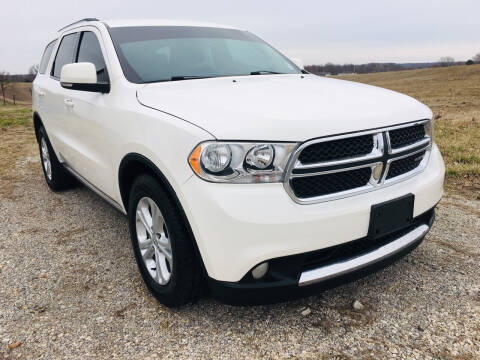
[[137, 74, 432, 141]]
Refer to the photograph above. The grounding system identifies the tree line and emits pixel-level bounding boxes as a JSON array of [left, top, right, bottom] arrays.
[[305, 53, 480, 76]]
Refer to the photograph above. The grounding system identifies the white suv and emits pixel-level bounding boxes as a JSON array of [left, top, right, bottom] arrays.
[[33, 18, 445, 306]]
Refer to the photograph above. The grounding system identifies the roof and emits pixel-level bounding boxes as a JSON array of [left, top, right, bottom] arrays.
[[58, 18, 242, 34], [103, 19, 242, 30]]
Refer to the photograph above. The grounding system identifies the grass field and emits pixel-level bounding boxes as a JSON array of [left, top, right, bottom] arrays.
[[1, 64, 479, 197]]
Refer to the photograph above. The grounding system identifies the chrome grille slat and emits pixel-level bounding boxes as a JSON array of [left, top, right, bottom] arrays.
[[284, 120, 432, 204]]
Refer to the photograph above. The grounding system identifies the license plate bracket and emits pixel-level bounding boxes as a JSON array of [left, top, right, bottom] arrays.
[[368, 194, 415, 239]]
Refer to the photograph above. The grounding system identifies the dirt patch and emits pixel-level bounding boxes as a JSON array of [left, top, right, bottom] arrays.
[[55, 226, 87, 245]]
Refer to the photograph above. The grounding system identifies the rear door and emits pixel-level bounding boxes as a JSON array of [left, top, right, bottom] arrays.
[[33, 39, 57, 120], [44, 31, 79, 157]]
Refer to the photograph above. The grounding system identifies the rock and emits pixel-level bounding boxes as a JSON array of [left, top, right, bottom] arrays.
[[8, 341, 22, 349], [353, 300, 365, 311], [301, 307, 312, 316]]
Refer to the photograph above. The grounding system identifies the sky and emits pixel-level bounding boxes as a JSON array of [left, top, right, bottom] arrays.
[[1, 0, 479, 74]]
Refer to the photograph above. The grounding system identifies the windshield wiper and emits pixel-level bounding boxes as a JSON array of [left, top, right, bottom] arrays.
[[170, 75, 213, 81], [250, 70, 281, 75]]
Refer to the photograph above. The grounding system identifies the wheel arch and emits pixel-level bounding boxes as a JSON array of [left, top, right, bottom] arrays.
[[33, 111, 43, 142], [119, 153, 177, 212], [118, 153, 208, 276]]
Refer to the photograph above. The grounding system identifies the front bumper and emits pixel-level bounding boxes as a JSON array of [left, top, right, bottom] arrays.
[[180, 144, 444, 285], [208, 208, 434, 305]]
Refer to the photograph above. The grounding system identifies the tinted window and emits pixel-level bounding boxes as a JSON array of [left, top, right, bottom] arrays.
[[52, 33, 78, 78], [108, 26, 300, 83], [39, 40, 57, 74], [77, 32, 109, 83]]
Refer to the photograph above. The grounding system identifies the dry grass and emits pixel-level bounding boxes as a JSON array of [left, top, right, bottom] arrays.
[[2, 82, 32, 104], [0, 105, 36, 198], [0, 105, 32, 127], [337, 64, 480, 198]]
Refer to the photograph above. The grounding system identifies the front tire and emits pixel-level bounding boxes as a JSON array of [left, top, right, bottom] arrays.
[[128, 174, 202, 307], [38, 126, 76, 191]]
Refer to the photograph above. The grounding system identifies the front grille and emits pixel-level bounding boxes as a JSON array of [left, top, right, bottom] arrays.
[[301, 209, 434, 271], [386, 151, 426, 180], [298, 135, 373, 164], [285, 121, 431, 203], [389, 124, 425, 149], [291, 167, 372, 198]]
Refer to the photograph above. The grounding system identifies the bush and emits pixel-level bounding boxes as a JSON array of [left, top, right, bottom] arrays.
[[466, 59, 474, 65]]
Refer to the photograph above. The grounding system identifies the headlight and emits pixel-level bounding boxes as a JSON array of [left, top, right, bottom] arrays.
[[424, 118, 434, 140], [245, 144, 274, 169], [188, 141, 298, 183], [201, 143, 232, 173]]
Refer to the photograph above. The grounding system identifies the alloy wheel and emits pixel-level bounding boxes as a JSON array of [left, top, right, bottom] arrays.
[[40, 137, 52, 180], [135, 197, 173, 285]]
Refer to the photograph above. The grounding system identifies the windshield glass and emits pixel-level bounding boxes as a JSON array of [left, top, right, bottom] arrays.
[[108, 26, 301, 83]]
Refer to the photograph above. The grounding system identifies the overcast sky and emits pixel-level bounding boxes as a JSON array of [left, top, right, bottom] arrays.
[[1, 0, 479, 74]]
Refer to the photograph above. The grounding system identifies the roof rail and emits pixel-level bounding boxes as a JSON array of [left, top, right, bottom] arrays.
[[58, 18, 100, 32]]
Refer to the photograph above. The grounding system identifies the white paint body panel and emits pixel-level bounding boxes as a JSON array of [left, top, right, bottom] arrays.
[[33, 20, 445, 284]]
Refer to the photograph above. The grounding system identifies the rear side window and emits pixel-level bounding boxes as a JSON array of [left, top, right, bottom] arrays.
[[38, 40, 57, 74], [52, 33, 78, 78], [76, 32, 109, 83]]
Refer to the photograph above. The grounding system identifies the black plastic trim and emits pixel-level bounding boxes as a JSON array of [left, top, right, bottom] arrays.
[[60, 82, 110, 93]]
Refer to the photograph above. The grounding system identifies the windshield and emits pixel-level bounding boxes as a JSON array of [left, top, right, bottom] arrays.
[[108, 26, 301, 83]]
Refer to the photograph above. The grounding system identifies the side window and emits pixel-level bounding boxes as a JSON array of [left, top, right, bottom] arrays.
[[77, 31, 109, 83], [52, 33, 78, 78], [38, 40, 57, 74]]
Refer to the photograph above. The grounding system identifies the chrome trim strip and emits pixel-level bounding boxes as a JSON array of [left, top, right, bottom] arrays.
[[289, 161, 381, 178], [298, 224, 429, 286], [389, 137, 430, 155], [63, 163, 127, 215], [384, 119, 429, 132]]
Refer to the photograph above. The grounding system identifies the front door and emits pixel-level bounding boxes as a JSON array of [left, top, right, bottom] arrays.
[[58, 29, 115, 196]]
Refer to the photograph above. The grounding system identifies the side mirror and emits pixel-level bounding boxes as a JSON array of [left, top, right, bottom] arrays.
[[291, 58, 304, 70], [60, 62, 110, 93]]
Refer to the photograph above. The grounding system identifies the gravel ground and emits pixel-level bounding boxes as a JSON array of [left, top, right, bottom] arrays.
[[1, 152, 479, 360]]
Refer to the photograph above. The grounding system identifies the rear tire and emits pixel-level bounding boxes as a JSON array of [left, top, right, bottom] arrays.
[[38, 126, 76, 191], [128, 174, 202, 307]]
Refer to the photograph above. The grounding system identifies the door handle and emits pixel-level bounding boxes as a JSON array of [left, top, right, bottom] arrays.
[[38, 91, 46, 97], [64, 99, 74, 108]]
